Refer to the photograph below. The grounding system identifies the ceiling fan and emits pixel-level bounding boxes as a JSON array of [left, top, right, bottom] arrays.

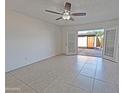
[[45, 2, 86, 21]]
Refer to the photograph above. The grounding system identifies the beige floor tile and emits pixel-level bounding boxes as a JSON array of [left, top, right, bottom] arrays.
[[67, 74, 94, 92], [6, 55, 119, 93], [95, 59, 119, 84], [6, 74, 37, 93], [44, 79, 89, 93], [28, 72, 57, 93], [80, 63, 97, 78], [92, 79, 119, 93]]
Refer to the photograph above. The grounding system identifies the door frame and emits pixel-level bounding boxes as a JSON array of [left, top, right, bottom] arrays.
[[102, 27, 118, 62], [66, 31, 78, 55]]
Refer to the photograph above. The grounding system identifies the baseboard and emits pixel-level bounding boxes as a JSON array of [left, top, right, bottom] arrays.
[[103, 58, 119, 63], [6, 53, 63, 73]]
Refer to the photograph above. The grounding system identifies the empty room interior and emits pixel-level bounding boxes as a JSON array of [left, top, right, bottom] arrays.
[[6, 0, 119, 93]]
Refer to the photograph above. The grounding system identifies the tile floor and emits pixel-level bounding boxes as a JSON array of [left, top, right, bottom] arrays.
[[6, 55, 119, 93]]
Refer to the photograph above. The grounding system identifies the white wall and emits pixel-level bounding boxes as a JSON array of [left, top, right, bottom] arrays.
[[62, 19, 119, 55], [6, 11, 62, 72]]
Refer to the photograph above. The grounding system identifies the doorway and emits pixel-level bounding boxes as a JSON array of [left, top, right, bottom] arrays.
[[78, 29, 104, 57]]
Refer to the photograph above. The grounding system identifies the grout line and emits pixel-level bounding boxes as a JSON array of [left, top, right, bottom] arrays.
[[90, 58, 99, 93], [65, 81, 90, 93], [18, 80, 39, 93], [72, 57, 100, 93], [72, 58, 99, 93], [80, 73, 119, 86], [76, 55, 97, 78], [6, 73, 39, 93], [74, 61, 87, 80], [39, 76, 60, 93]]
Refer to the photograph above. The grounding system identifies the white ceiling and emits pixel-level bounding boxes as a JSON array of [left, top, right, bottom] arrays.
[[6, 0, 119, 26]]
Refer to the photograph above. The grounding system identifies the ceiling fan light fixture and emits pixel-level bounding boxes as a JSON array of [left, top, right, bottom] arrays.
[[62, 15, 71, 20], [62, 12, 71, 20], [45, 2, 86, 21]]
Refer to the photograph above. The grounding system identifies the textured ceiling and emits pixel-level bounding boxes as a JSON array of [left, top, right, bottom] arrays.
[[6, 0, 119, 26]]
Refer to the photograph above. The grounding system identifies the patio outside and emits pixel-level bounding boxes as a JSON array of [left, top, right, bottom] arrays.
[[78, 29, 104, 57]]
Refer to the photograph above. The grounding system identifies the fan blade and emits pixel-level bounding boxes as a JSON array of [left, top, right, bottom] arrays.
[[72, 13, 86, 16], [45, 10, 62, 15], [56, 17, 62, 20], [70, 17, 74, 21], [64, 2, 71, 11]]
